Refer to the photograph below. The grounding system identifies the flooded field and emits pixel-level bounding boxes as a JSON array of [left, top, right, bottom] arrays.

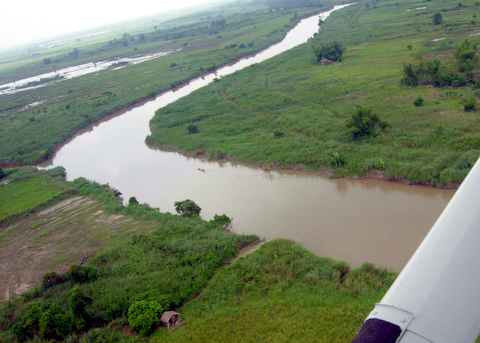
[[0, 50, 177, 96]]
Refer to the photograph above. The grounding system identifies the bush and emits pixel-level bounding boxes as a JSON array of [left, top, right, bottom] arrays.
[[345, 106, 389, 139], [39, 304, 72, 340], [174, 199, 201, 217], [330, 152, 346, 168], [187, 124, 199, 134], [42, 271, 67, 289], [454, 39, 479, 72], [128, 196, 139, 205], [461, 94, 476, 111], [65, 264, 99, 284], [210, 214, 232, 228], [312, 41, 345, 62], [128, 300, 163, 335], [432, 13, 443, 25], [414, 97, 424, 107], [12, 302, 43, 339]]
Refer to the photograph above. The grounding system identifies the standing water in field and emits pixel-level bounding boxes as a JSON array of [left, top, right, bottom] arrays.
[[40, 4, 455, 271]]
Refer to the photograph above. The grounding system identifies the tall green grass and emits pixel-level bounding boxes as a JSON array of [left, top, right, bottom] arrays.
[[148, 0, 480, 187]]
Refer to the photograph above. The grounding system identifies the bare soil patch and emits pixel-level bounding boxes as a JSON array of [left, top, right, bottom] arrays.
[[0, 196, 158, 303]]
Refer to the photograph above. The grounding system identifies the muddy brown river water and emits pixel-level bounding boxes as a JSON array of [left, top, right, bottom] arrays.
[[40, 5, 456, 271]]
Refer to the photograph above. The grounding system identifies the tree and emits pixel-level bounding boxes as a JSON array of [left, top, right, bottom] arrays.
[[313, 41, 345, 62], [66, 286, 92, 331], [433, 13, 443, 25], [174, 199, 201, 217], [453, 39, 479, 72], [0, 167, 6, 180], [39, 304, 71, 340], [43, 58, 51, 65], [345, 106, 389, 139]]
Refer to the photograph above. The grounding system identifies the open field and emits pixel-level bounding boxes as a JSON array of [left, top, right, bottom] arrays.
[[148, 0, 480, 187], [0, 195, 159, 303]]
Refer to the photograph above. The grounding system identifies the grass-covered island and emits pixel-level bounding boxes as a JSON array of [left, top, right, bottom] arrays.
[[148, 0, 480, 187], [0, 167, 396, 342]]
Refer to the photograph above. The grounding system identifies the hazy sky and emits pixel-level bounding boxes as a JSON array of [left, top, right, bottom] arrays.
[[0, 0, 219, 49]]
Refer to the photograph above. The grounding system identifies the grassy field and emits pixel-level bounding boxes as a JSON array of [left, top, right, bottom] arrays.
[[0, 178, 62, 220], [147, 0, 480, 187], [153, 239, 395, 342], [0, 0, 340, 165]]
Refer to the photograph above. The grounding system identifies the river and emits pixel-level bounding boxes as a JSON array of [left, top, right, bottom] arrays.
[[40, 5, 456, 272]]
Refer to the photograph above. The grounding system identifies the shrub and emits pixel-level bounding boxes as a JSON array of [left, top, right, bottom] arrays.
[[39, 304, 72, 340], [414, 97, 424, 107], [187, 123, 199, 134], [12, 302, 43, 339], [42, 271, 67, 289], [128, 300, 163, 335], [128, 196, 139, 205], [174, 199, 201, 217], [432, 13, 443, 25], [454, 150, 480, 169], [210, 214, 232, 228], [345, 106, 389, 139], [461, 95, 476, 111], [65, 264, 99, 284], [454, 39, 479, 72], [330, 152, 346, 168], [312, 41, 345, 62]]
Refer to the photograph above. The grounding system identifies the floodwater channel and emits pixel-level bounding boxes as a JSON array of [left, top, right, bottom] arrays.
[[40, 5, 456, 271]]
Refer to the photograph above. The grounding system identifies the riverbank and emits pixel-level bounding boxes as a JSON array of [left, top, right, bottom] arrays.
[[1, 2, 334, 165], [0, 168, 396, 342], [148, 140, 463, 189], [147, 0, 480, 188]]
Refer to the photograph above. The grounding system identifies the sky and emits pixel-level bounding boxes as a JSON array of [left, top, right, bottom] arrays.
[[0, 0, 220, 49]]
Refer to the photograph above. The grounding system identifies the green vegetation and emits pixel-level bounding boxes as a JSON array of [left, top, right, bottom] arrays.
[[345, 106, 389, 140], [0, 168, 258, 342], [174, 199, 202, 217], [433, 12, 443, 25], [0, 0, 336, 165], [313, 40, 345, 62], [414, 97, 424, 107], [154, 240, 396, 342], [147, 0, 480, 187]]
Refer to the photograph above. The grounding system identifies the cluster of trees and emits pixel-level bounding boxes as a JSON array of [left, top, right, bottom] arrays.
[[9, 265, 99, 341], [401, 39, 479, 88], [312, 41, 345, 62]]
